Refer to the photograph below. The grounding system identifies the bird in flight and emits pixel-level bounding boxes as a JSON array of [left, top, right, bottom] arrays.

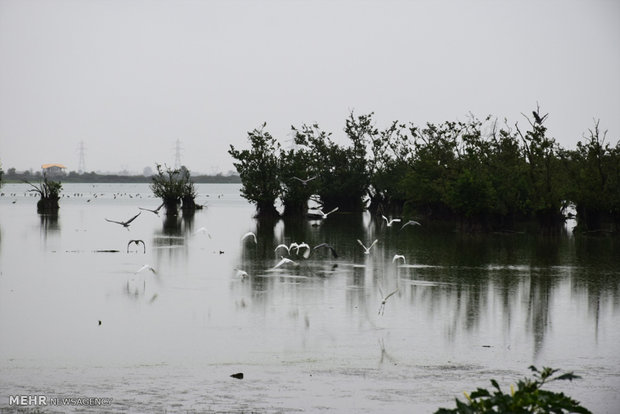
[[382, 215, 401, 227], [292, 175, 317, 185], [401, 220, 421, 230], [135, 264, 157, 275], [275, 244, 291, 255], [127, 239, 146, 253], [317, 207, 339, 219], [392, 254, 406, 264], [194, 227, 212, 238], [357, 239, 378, 254], [234, 268, 249, 279], [378, 285, 399, 316], [294, 242, 311, 259], [105, 212, 141, 229], [139, 202, 164, 215], [313, 243, 339, 258], [241, 232, 257, 244], [272, 256, 298, 269]]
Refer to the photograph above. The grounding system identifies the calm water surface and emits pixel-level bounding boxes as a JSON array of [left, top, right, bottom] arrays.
[[0, 183, 619, 413]]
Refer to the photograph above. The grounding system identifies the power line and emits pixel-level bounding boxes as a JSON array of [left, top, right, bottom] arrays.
[[77, 141, 86, 173], [174, 139, 183, 169]]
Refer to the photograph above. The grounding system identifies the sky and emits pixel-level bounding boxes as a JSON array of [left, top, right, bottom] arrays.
[[0, 0, 619, 175]]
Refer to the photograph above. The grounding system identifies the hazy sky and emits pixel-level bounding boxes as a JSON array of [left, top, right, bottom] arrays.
[[1, 0, 618, 174]]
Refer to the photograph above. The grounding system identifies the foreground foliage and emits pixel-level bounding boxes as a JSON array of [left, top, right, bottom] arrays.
[[435, 366, 591, 414]]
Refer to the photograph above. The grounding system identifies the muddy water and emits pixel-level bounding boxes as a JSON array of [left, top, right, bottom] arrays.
[[0, 183, 619, 412]]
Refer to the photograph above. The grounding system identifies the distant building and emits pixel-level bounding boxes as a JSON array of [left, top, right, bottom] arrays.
[[41, 163, 67, 177]]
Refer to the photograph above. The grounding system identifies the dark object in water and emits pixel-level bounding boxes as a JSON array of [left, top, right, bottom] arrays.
[[93, 250, 120, 253], [230, 373, 244, 380], [98, 320, 102, 326]]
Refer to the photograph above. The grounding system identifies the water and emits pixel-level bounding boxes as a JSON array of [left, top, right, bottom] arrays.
[[0, 183, 619, 413]]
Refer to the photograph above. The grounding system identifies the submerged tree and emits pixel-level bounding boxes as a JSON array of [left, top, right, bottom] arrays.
[[515, 106, 566, 231], [563, 120, 620, 232], [26, 173, 62, 212], [151, 164, 197, 216], [292, 116, 368, 213], [229, 124, 281, 218], [279, 145, 315, 217]]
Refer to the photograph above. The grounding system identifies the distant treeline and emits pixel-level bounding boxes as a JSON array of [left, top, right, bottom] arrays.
[[1, 169, 241, 184], [229, 108, 620, 233]]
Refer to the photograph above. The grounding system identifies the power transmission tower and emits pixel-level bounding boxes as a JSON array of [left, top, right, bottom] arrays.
[[174, 139, 183, 169], [77, 141, 86, 174]]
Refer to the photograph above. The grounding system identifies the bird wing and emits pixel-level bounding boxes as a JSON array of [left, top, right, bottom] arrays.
[[273, 257, 289, 269], [275, 244, 290, 253], [105, 218, 123, 225], [392, 255, 406, 263], [124, 212, 142, 225], [384, 287, 399, 300], [357, 239, 367, 250], [292, 176, 304, 183], [154, 202, 165, 212], [241, 232, 257, 243], [369, 239, 378, 250], [382, 215, 388, 223], [326, 207, 339, 216], [392, 218, 402, 223], [138, 207, 154, 213], [306, 175, 317, 182]]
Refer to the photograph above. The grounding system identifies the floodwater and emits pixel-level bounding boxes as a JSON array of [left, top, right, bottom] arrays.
[[0, 183, 619, 413]]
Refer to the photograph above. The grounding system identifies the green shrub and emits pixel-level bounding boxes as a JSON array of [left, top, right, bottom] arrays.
[[435, 366, 591, 414]]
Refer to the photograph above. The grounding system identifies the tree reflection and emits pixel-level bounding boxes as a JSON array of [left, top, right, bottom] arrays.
[[231, 213, 620, 360]]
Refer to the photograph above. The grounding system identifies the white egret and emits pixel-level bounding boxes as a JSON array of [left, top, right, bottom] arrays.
[[292, 176, 316, 185], [272, 256, 298, 269], [401, 220, 421, 229], [392, 254, 406, 264], [382, 215, 401, 227], [241, 232, 257, 244], [357, 239, 378, 254]]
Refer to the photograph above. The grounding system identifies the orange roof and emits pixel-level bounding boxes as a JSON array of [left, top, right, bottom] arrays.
[[41, 163, 67, 169]]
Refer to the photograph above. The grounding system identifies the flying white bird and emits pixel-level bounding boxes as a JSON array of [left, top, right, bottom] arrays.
[[105, 212, 141, 228], [392, 254, 406, 264], [292, 175, 317, 185], [317, 207, 339, 219], [272, 256, 298, 269], [357, 239, 378, 254], [274, 244, 291, 255], [295, 242, 311, 259], [194, 227, 212, 238], [135, 264, 157, 275], [378, 285, 399, 316], [234, 268, 249, 279], [382, 215, 401, 227], [241, 232, 257, 244], [401, 220, 422, 230]]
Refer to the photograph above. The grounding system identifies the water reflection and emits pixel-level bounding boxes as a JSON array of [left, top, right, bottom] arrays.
[[235, 214, 620, 361]]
